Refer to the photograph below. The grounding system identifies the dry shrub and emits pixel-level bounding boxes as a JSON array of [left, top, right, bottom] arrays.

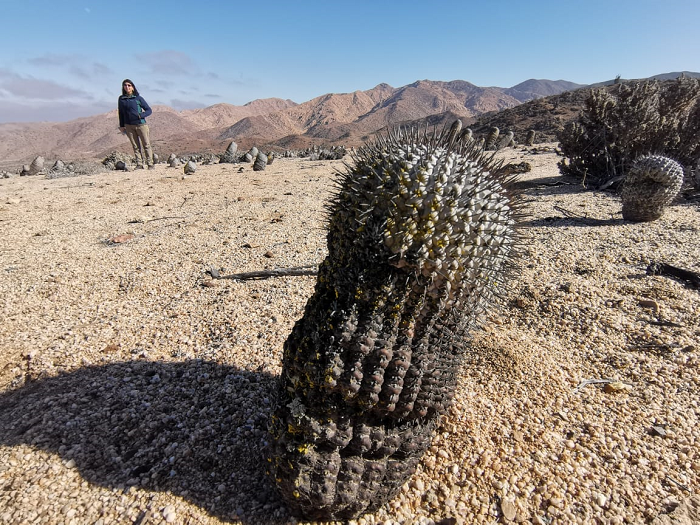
[[557, 78, 700, 189]]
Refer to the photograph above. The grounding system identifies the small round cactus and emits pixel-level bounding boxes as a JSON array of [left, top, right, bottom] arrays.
[[266, 122, 523, 520], [621, 155, 684, 222]]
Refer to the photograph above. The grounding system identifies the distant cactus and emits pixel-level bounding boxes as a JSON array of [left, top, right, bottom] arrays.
[[220, 141, 238, 163], [525, 129, 536, 146], [484, 126, 500, 150], [621, 155, 684, 222], [183, 160, 196, 174], [267, 151, 276, 165], [266, 121, 522, 520], [253, 152, 268, 171], [498, 131, 515, 150], [28, 156, 45, 175]]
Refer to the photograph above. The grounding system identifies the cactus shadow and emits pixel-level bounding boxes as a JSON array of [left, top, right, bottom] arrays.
[[0, 360, 289, 524]]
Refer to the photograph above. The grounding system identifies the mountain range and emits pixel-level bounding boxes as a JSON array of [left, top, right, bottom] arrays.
[[0, 72, 697, 167]]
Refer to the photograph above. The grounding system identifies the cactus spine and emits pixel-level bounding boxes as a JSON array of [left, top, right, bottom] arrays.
[[265, 122, 522, 520], [621, 155, 684, 222]]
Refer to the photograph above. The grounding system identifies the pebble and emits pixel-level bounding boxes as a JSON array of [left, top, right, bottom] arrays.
[[501, 498, 516, 520], [604, 381, 633, 394], [594, 493, 608, 507], [162, 505, 176, 523]]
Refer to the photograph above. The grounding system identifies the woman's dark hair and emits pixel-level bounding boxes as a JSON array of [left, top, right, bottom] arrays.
[[121, 79, 140, 96]]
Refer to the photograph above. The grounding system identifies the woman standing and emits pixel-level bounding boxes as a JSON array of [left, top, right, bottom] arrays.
[[118, 79, 155, 170]]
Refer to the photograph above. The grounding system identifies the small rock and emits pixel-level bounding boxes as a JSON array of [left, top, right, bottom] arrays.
[[109, 234, 134, 244], [604, 381, 633, 394], [594, 493, 608, 507], [638, 298, 659, 311], [501, 498, 517, 520], [264, 251, 274, 258], [650, 426, 668, 437]]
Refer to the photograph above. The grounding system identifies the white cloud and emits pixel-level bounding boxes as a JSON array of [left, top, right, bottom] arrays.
[[0, 73, 90, 100], [27, 54, 113, 80], [140, 50, 199, 76]]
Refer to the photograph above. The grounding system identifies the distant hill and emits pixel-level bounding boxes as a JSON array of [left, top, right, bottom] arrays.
[[0, 72, 696, 167], [504, 79, 585, 102]]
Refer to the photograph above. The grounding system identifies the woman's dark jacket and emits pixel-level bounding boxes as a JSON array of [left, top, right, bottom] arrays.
[[118, 95, 152, 127]]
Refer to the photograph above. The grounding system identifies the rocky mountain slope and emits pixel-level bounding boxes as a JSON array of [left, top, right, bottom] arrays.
[[0, 79, 580, 167], [1, 73, 696, 168]]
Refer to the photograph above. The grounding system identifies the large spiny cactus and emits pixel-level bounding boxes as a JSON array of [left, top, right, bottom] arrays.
[[621, 154, 684, 222], [266, 121, 523, 520]]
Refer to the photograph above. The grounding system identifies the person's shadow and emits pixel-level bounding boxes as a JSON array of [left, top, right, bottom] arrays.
[[0, 360, 289, 524]]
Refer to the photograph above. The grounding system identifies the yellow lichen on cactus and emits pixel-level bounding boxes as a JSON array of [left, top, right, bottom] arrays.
[[266, 121, 523, 521]]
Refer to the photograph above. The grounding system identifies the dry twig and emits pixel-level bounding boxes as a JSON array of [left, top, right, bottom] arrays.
[[209, 265, 317, 280]]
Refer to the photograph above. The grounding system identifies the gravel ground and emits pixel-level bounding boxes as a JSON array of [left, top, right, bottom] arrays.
[[0, 147, 698, 524]]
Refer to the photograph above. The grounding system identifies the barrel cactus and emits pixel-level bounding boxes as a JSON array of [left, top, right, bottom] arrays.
[[525, 129, 536, 146], [265, 121, 523, 520], [183, 160, 196, 175], [621, 154, 684, 222], [220, 141, 238, 163], [254, 151, 268, 171], [498, 131, 515, 150], [484, 126, 500, 150]]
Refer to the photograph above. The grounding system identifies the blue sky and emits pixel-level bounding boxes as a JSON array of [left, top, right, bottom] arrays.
[[0, 0, 698, 123]]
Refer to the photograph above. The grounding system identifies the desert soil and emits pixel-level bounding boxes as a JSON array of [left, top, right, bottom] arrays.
[[0, 146, 698, 525]]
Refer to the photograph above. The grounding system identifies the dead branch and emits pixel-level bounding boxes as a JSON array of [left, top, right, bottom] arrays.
[[572, 378, 616, 393], [646, 261, 700, 289], [210, 265, 318, 281], [147, 216, 186, 222]]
